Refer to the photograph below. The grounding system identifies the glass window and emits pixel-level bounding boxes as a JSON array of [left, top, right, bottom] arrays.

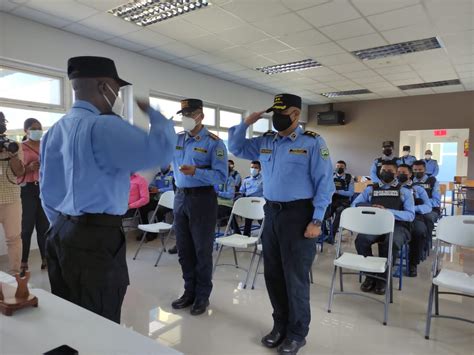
[[0, 66, 62, 106], [210, 130, 229, 149], [253, 118, 270, 133], [219, 110, 242, 128], [0, 106, 63, 133], [149, 96, 181, 121], [203, 107, 216, 126]]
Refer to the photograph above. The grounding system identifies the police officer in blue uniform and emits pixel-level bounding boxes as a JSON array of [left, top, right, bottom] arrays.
[[229, 94, 334, 355], [170, 98, 227, 316], [228, 159, 242, 192], [397, 164, 432, 277], [397, 145, 417, 166], [40, 56, 177, 323], [370, 141, 399, 183], [353, 161, 415, 295], [423, 149, 439, 177], [216, 174, 236, 226]]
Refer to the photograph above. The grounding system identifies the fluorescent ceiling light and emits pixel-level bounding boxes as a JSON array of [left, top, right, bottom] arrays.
[[320, 89, 372, 98], [256, 59, 321, 75], [352, 37, 442, 61], [109, 0, 210, 26], [398, 79, 461, 90]]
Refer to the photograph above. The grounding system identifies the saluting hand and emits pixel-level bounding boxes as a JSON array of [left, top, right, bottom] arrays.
[[304, 223, 321, 239], [179, 165, 196, 176], [135, 98, 150, 112], [244, 111, 266, 126]]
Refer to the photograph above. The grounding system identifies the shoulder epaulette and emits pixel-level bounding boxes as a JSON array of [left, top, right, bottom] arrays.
[[303, 130, 320, 138], [263, 130, 277, 137], [208, 132, 220, 141], [178, 131, 186, 135]]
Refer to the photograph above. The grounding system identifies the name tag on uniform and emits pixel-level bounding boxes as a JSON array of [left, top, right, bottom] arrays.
[[193, 147, 208, 154], [176, 146, 183, 150], [420, 184, 431, 189], [289, 148, 307, 155], [260, 148, 272, 154], [373, 190, 400, 197], [334, 181, 343, 188]]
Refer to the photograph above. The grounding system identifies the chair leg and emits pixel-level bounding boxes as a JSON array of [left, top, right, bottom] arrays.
[[390, 272, 393, 304], [425, 284, 435, 339], [327, 265, 338, 313], [309, 268, 314, 284], [251, 252, 263, 290], [434, 285, 439, 316], [384, 270, 391, 325], [154, 247, 165, 267], [243, 246, 257, 289], [133, 232, 148, 260], [232, 247, 239, 268], [339, 267, 344, 292], [213, 245, 224, 275]]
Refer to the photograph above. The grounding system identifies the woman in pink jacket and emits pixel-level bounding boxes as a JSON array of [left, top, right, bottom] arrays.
[[128, 173, 150, 210]]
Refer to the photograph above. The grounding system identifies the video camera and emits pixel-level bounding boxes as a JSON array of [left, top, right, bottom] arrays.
[[0, 112, 19, 154]]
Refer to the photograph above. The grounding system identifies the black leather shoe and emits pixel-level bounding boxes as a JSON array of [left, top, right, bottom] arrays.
[[408, 265, 417, 277], [171, 294, 195, 309], [190, 299, 209, 316], [277, 338, 306, 355], [261, 329, 286, 348], [360, 277, 375, 292], [374, 280, 386, 295], [168, 245, 178, 254]]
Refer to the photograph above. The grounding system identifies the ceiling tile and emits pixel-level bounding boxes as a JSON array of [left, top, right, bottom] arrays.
[[156, 42, 204, 58], [78, 12, 139, 36], [23, 0, 98, 22], [329, 62, 369, 73], [299, 42, 345, 58], [351, 0, 420, 16], [417, 71, 459, 82], [214, 45, 258, 60], [171, 58, 202, 69], [106, 37, 149, 52], [383, 71, 420, 81], [75, 0, 126, 11], [0, 0, 20, 11], [235, 55, 278, 69], [364, 56, 408, 68], [405, 88, 435, 96], [221, 0, 289, 23], [316, 73, 348, 83], [390, 78, 424, 86], [183, 34, 234, 52], [458, 71, 474, 79], [363, 81, 397, 89], [317, 53, 358, 66], [343, 69, 379, 79], [185, 53, 228, 66], [352, 76, 387, 84], [367, 5, 430, 32], [297, 0, 361, 28], [279, 29, 330, 48], [211, 61, 248, 73], [381, 24, 438, 44], [140, 48, 177, 62], [63, 22, 115, 41], [12, 6, 72, 28], [337, 33, 388, 51], [426, 0, 474, 33], [281, 0, 329, 11], [217, 25, 270, 45], [263, 50, 307, 64], [232, 69, 263, 79], [244, 39, 292, 55], [148, 18, 210, 42], [184, 6, 244, 33], [328, 80, 363, 90], [451, 54, 474, 65], [251, 13, 312, 36], [319, 18, 376, 41], [432, 85, 465, 94], [302, 66, 338, 77], [375, 65, 413, 75], [120, 29, 174, 48], [454, 63, 474, 73]]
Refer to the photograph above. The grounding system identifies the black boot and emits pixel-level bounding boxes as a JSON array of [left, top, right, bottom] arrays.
[[261, 329, 286, 348], [277, 338, 306, 355]]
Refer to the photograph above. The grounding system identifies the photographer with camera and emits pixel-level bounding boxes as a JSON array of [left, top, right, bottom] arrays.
[[0, 111, 25, 275]]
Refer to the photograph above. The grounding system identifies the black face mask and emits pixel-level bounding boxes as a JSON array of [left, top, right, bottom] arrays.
[[414, 172, 424, 179], [398, 174, 409, 183], [383, 148, 393, 156], [272, 112, 293, 132], [336, 167, 344, 174], [380, 171, 395, 183]]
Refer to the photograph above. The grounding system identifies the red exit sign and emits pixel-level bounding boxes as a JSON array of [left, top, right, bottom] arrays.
[[434, 129, 447, 136]]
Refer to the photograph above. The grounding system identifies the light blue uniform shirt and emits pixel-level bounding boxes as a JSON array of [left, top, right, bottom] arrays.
[[333, 172, 354, 198], [397, 155, 417, 166], [229, 123, 335, 221], [369, 155, 397, 183], [352, 182, 415, 222], [240, 173, 264, 197], [423, 158, 439, 177], [150, 170, 174, 193], [172, 126, 227, 188], [230, 170, 242, 188], [40, 100, 177, 224], [402, 182, 432, 215], [215, 176, 235, 200], [413, 174, 441, 208]]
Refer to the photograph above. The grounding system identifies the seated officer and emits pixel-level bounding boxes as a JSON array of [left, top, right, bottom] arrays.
[[423, 150, 439, 177], [325, 160, 354, 237], [236, 160, 264, 236], [397, 146, 417, 166], [412, 160, 441, 243], [352, 161, 415, 295], [215, 175, 236, 226], [228, 159, 242, 192], [370, 141, 399, 184], [397, 164, 432, 277]]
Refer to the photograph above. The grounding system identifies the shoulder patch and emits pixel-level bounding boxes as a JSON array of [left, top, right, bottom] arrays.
[[216, 148, 225, 159], [303, 130, 320, 138], [208, 132, 220, 141], [263, 130, 277, 137], [320, 147, 330, 160]]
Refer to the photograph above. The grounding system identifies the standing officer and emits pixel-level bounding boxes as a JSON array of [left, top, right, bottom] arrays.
[[228, 159, 242, 192], [370, 141, 399, 183], [397, 145, 417, 166], [423, 149, 439, 177], [229, 94, 334, 355], [170, 98, 227, 316], [40, 56, 177, 323]]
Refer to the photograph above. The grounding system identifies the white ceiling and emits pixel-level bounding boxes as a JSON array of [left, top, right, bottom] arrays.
[[1, 0, 473, 104]]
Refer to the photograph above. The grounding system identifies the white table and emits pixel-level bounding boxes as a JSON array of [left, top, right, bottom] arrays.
[[0, 288, 182, 355]]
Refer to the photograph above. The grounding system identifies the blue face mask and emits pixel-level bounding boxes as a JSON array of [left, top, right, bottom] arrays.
[[28, 130, 43, 141], [250, 168, 259, 177]]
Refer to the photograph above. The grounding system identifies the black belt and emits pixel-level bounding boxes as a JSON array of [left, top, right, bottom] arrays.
[[24, 181, 39, 186], [61, 213, 123, 227], [176, 186, 214, 195], [266, 198, 312, 211]]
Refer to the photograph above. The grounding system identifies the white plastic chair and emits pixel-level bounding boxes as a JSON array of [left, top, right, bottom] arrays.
[[213, 197, 265, 288], [133, 190, 175, 266], [327, 207, 395, 325], [425, 215, 474, 339]]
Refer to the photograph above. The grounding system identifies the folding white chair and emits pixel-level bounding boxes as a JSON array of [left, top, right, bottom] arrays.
[[327, 207, 395, 325], [133, 190, 175, 266], [213, 197, 265, 288], [122, 208, 142, 233], [425, 215, 474, 339]]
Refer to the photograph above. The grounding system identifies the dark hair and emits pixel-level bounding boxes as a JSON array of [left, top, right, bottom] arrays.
[[24, 118, 42, 131], [413, 160, 426, 167], [228, 159, 234, 164], [381, 161, 398, 169], [251, 160, 261, 168], [397, 163, 412, 172], [336, 160, 346, 166]]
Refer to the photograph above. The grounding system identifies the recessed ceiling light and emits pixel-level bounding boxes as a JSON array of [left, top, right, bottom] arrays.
[[256, 59, 321, 75], [320, 89, 372, 98], [352, 37, 442, 61], [398, 79, 461, 90], [109, 0, 210, 26]]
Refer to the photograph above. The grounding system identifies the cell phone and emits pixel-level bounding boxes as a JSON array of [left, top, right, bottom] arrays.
[[44, 345, 78, 355]]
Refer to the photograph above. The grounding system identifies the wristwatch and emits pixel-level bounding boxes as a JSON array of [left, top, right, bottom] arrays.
[[312, 219, 322, 227]]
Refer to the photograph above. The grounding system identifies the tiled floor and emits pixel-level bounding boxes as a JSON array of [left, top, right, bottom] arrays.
[[1, 231, 473, 355]]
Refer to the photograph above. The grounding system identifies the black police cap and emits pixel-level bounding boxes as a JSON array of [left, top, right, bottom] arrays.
[[382, 141, 394, 148], [265, 93, 302, 113], [403, 145, 411, 151], [67, 56, 130, 87], [177, 98, 203, 114]]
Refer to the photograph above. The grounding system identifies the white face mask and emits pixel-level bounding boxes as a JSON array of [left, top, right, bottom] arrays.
[[182, 115, 197, 132], [402, 151, 409, 157], [425, 154, 432, 160], [28, 130, 43, 141], [103, 83, 124, 116], [250, 168, 259, 177]]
